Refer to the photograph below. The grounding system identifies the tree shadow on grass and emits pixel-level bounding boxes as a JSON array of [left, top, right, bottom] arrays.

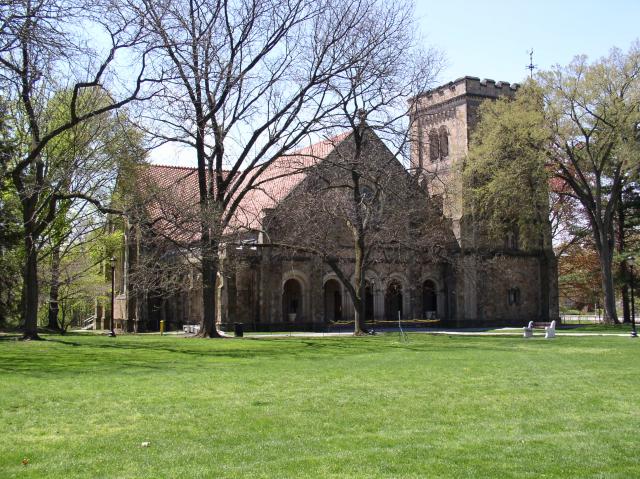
[[0, 333, 574, 378], [0, 335, 21, 341]]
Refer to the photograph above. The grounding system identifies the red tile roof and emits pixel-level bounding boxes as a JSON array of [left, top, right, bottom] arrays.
[[134, 165, 205, 243], [229, 131, 351, 231], [133, 131, 351, 242]]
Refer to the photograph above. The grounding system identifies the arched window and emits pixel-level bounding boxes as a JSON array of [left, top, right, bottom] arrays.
[[323, 279, 342, 322], [364, 280, 375, 321], [438, 126, 449, 158], [385, 280, 403, 320], [428, 130, 439, 162]]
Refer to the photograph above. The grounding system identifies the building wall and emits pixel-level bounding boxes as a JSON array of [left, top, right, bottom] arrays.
[[222, 248, 451, 330]]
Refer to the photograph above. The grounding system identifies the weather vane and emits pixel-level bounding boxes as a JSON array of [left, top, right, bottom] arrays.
[[526, 49, 537, 79]]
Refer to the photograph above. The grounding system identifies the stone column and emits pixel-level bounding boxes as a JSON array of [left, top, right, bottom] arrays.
[[374, 288, 384, 321], [343, 289, 353, 321]]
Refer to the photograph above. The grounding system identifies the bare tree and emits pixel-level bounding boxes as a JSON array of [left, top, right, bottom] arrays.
[[127, 0, 432, 337], [261, 0, 441, 335], [267, 126, 452, 334]]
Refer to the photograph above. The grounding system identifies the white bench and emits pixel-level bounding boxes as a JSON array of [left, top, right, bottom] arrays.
[[545, 320, 556, 339], [523, 321, 534, 338], [523, 320, 556, 339], [182, 324, 201, 334]]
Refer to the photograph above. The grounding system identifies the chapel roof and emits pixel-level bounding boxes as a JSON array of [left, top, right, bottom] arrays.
[[132, 131, 351, 242], [229, 131, 351, 231]]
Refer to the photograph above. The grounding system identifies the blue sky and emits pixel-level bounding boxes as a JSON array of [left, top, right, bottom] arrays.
[[151, 1, 639, 165], [416, 0, 640, 85]]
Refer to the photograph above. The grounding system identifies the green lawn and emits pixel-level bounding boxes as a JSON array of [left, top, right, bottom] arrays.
[[1, 333, 639, 478], [485, 324, 636, 334], [558, 323, 636, 333]]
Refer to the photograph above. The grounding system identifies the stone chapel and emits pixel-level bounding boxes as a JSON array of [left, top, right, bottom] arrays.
[[108, 76, 559, 332]]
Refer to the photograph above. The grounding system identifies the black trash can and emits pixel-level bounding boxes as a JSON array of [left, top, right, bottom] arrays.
[[234, 322, 244, 337]]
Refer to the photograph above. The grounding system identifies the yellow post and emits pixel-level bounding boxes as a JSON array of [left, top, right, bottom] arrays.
[[160, 320, 165, 336]]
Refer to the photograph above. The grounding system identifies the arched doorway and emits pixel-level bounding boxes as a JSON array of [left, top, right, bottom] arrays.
[[422, 280, 437, 318], [324, 279, 342, 322], [282, 278, 302, 322], [385, 280, 403, 320]]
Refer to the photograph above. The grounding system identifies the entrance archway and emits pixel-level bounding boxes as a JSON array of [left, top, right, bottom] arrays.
[[324, 279, 342, 322], [385, 280, 403, 320], [422, 280, 437, 318], [282, 278, 302, 322]]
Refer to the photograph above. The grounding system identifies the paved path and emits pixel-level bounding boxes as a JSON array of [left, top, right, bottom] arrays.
[[242, 329, 634, 339], [425, 330, 631, 337]]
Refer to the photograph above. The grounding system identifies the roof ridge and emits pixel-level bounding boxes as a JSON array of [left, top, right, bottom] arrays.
[[146, 163, 239, 174], [146, 163, 197, 171], [285, 130, 351, 159]]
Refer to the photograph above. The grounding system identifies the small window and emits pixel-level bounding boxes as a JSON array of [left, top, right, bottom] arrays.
[[508, 287, 521, 306], [506, 229, 519, 250], [438, 126, 449, 158], [428, 130, 440, 162]]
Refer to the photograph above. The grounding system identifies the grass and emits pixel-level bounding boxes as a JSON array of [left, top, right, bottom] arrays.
[[1, 333, 639, 478], [481, 323, 635, 334], [558, 323, 635, 333]]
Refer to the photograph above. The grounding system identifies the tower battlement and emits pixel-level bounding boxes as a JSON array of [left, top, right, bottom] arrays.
[[414, 76, 519, 110]]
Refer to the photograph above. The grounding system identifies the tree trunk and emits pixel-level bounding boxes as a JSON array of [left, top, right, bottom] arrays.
[[199, 237, 223, 338], [598, 235, 619, 324], [22, 232, 42, 340], [352, 235, 366, 335], [616, 195, 630, 323], [193, 107, 223, 338], [621, 284, 631, 324], [47, 244, 62, 330]]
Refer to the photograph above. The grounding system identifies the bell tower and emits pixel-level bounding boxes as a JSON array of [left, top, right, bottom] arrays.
[[410, 76, 519, 247], [410, 77, 559, 324]]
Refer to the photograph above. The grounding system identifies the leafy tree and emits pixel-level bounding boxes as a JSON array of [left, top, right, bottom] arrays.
[[38, 91, 146, 331], [616, 180, 640, 322], [466, 43, 640, 324], [0, 100, 22, 327], [558, 239, 603, 312], [42, 225, 122, 333], [539, 43, 640, 323], [0, 182, 22, 328], [465, 81, 555, 321], [1, 0, 152, 339]]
